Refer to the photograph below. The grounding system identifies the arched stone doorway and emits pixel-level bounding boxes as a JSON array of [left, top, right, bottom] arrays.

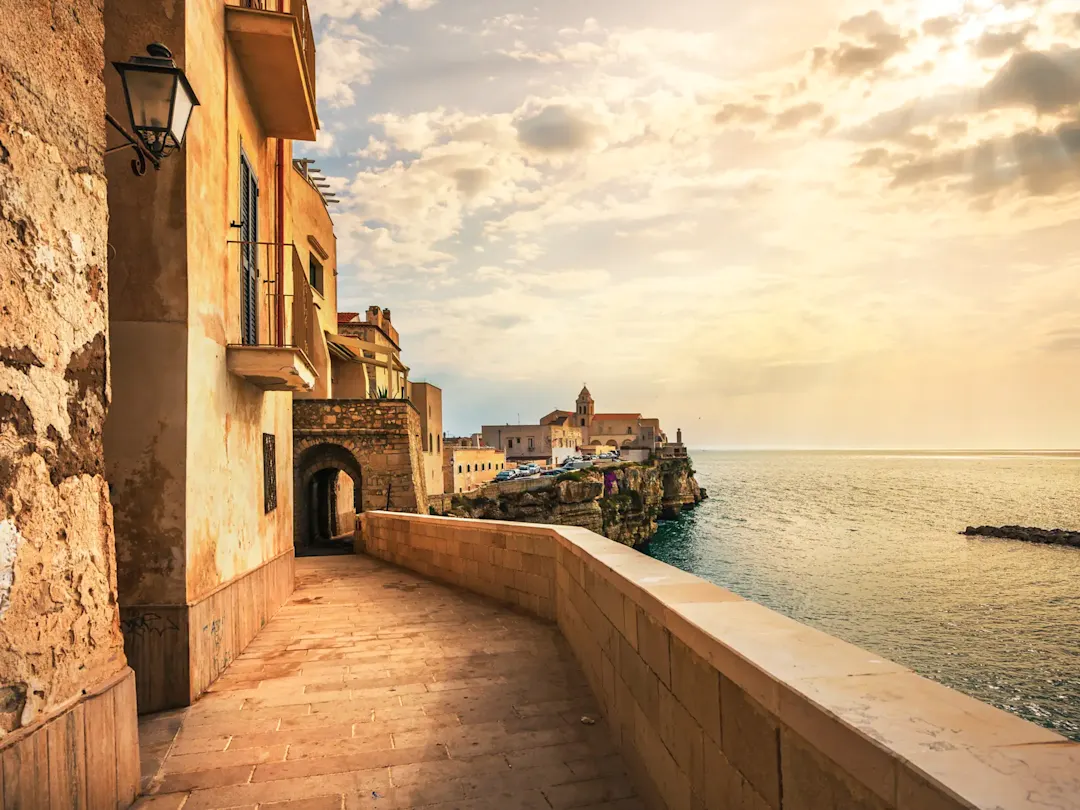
[[294, 443, 363, 555]]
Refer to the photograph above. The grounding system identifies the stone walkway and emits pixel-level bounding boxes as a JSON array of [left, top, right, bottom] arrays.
[[135, 555, 641, 810]]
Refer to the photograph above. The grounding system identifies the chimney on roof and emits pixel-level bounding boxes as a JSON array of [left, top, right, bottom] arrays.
[[383, 308, 392, 323]]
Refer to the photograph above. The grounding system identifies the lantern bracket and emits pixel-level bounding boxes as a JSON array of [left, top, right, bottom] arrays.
[[105, 111, 161, 177]]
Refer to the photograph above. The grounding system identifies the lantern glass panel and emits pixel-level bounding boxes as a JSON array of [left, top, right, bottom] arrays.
[[170, 82, 195, 146], [124, 69, 175, 133]]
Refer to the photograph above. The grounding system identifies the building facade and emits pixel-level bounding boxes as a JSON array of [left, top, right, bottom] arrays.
[[480, 422, 582, 466], [483, 385, 676, 466], [411, 382, 444, 497], [104, 0, 319, 713], [444, 447, 508, 493], [572, 386, 672, 455]]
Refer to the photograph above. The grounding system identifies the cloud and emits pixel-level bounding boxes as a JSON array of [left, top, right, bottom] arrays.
[[846, 48, 1080, 145], [811, 12, 911, 77], [1043, 327, 1080, 352], [316, 26, 379, 108], [312, 0, 436, 21], [515, 105, 601, 153], [307, 128, 337, 155], [829, 35, 910, 76], [774, 102, 824, 130], [972, 25, 1036, 59], [922, 16, 961, 38], [838, 11, 894, 39], [980, 48, 1080, 113], [888, 120, 1080, 196], [715, 102, 770, 126]]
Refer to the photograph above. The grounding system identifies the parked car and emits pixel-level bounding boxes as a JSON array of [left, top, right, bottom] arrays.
[[494, 470, 515, 482], [541, 468, 563, 477], [563, 459, 594, 470]]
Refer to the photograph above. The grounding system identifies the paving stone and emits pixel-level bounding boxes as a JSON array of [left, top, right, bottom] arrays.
[[155, 764, 255, 794]]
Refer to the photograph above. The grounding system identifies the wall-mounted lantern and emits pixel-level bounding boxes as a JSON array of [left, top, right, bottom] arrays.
[[106, 43, 200, 176]]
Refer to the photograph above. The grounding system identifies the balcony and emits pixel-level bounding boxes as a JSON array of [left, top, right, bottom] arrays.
[[225, 0, 318, 141], [226, 241, 319, 391]]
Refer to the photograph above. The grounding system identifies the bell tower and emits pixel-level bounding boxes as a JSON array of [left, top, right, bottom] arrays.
[[576, 384, 595, 441]]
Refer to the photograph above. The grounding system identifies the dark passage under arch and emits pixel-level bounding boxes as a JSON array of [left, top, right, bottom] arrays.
[[294, 442, 363, 556]]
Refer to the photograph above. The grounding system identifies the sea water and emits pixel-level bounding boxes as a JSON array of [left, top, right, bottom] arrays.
[[646, 450, 1080, 740]]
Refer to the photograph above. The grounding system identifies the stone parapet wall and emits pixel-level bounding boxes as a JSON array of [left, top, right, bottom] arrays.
[[361, 513, 1080, 810]]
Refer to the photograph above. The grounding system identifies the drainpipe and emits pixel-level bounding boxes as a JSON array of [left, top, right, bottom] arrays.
[[275, 137, 285, 347]]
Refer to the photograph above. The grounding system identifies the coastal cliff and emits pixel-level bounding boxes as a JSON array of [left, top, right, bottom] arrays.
[[432, 458, 705, 548]]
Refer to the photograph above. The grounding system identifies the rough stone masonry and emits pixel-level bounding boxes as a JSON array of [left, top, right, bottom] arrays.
[[0, 0, 128, 735]]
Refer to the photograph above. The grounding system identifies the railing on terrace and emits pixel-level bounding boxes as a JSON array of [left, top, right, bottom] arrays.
[[237, 0, 316, 109], [228, 240, 316, 362]]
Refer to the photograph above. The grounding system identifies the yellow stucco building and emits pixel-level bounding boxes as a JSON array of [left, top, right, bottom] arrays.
[[444, 444, 507, 493], [104, 0, 321, 713]]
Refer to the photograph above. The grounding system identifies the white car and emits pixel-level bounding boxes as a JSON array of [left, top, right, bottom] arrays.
[[563, 459, 594, 470]]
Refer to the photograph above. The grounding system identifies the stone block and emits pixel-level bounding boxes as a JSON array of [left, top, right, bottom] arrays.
[[702, 738, 771, 810], [616, 635, 659, 729], [720, 676, 781, 810], [659, 683, 705, 795], [636, 610, 671, 687], [623, 600, 640, 652], [670, 635, 721, 747], [633, 702, 693, 810], [779, 727, 891, 810]]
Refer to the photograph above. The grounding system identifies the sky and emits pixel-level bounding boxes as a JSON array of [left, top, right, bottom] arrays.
[[299, 0, 1080, 449]]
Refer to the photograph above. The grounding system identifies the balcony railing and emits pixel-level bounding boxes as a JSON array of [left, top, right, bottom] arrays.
[[225, 240, 318, 391]]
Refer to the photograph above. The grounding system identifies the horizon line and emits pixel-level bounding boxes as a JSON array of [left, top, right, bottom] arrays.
[[689, 447, 1080, 453]]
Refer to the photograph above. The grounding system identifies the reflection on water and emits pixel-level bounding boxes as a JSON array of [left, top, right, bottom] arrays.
[[646, 450, 1080, 740]]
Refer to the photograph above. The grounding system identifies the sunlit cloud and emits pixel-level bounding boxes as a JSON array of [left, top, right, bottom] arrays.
[[298, 0, 1080, 447]]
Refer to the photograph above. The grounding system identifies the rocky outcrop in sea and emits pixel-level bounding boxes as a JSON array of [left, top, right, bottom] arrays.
[[961, 525, 1080, 548]]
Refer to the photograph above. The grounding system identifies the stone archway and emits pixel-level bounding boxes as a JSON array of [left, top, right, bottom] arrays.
[[294, 443, 363, 554]]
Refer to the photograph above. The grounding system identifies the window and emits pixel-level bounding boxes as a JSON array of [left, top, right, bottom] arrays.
[[239, 153, 258, 345], [262, 434, 277, 513], [528, 437, 534, 450], [467, 464, 471, 472], [458, 465, 462, 473], [437, 435, 441, 451], [309, 254, 324, 295], [627, 427, 633, 434], [581, 418, 585, 426], [429, 433, 433, 452]]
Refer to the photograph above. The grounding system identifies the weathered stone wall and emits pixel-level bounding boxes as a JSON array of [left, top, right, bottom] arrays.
[[294, 401, 428, 543], [0, 0, 128, 732], [0, 3, 140, 804], [364, 513, 1080, 810]]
